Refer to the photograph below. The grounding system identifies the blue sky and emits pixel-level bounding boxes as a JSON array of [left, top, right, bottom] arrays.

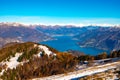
[[0, 0, 120, 25]]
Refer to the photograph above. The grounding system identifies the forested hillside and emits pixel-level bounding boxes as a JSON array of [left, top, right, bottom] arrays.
[[0, 42, 77, 80]]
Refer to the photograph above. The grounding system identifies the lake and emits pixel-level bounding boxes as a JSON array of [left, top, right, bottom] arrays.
[[40, 35, 109, 55]]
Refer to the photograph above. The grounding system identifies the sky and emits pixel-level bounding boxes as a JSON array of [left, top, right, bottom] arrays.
[[0, 0, 120, 26]]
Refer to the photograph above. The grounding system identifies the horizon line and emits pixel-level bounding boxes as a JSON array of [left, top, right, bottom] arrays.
[[0, 22, 120, 27], [0, 16, 120, 27]]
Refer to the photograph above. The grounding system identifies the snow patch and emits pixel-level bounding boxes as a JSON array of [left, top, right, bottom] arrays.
[[3, 53, 22, 69], [34, 44, 38, 47], [0, 53, 22, 76], [38, 45, 53, 56]]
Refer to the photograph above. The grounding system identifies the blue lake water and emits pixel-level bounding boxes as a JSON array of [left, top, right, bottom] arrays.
[[40, 35, 109, 55]]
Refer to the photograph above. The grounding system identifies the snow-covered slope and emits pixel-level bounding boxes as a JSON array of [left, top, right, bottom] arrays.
[[38, 45, 53, 56], [0, 53, 23, 75], [0, 44, 55, 76], [33, 61, 120, 80], [3, 53, 22, 69]]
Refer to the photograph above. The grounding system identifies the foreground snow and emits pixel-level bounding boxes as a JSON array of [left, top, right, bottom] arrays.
[[4, 53, 22, 69], [33, 61, 120, 80], [0, 53, 22, 75]]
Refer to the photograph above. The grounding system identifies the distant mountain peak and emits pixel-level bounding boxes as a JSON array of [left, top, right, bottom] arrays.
[[0, 22, 120, 28]]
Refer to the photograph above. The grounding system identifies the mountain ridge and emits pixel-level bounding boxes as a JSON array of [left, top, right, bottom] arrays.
[[75, 27, 120, 51], [0, 22, 120, 52], [0, 22, 120, 27], [0, 42, 77, 79], [0, 23, 52, 47]]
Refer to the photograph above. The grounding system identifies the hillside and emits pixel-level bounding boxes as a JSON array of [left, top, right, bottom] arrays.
[[0, 42, 77, 80], [34, 61, 120, 80], [0, 42, 120, 80], [0, 23, 52, 48], [75, 27, 120, 51]]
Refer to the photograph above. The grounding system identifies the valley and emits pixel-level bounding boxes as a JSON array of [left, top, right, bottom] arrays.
[[0, 23, 120, 80], [41, 35, 107, 55], [0, 0, 120, 79], [0, 22, 120, 55]]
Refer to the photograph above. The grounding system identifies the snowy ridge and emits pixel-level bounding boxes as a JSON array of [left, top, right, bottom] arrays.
[[38, 45, 54, 56], [0, 22, 120, 27], [34, 44, 55, 57], [0, 44, 55, 76], [33, 61, 120, 80]]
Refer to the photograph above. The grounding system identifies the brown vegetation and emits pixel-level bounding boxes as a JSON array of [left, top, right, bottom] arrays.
[[0, 42, 120, 80], [0, 52, 77, 80], [0, 42, 38, 62]]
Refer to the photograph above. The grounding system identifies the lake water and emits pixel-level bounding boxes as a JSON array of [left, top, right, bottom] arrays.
[[40, 35, 108, 55]]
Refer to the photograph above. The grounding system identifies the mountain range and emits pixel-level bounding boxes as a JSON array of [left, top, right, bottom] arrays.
[[0, 22, 120, 51], [0, 22, 52, 47], [75, 27, 120, 51]]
